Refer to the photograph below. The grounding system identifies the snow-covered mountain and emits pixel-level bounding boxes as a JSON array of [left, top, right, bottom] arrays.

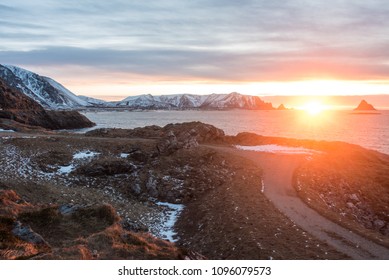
[[116, 94, 207, 109], [0, 64, 274, 110], [0, 64, 94, 109], [78, 95, 109, 106], [115, 93, 274, 110]]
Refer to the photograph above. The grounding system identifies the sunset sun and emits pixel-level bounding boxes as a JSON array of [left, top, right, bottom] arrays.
[[301, 101, 327, 116]]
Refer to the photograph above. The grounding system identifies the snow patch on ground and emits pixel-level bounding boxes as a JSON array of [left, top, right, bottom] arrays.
[[73, 151, 100, 159], [120, 153, 129, 158], [236, 144, 318, 155], [0, 129, 15, 132], [155, 202, 184, 242], [56, 151, 99, 175], [58, 164, 75, 174]]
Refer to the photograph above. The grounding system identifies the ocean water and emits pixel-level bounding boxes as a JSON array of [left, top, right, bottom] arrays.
[[81, 110, 389, 155]]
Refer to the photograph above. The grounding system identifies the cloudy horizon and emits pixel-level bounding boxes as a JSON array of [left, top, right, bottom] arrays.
[[1, 0, 389, 98]]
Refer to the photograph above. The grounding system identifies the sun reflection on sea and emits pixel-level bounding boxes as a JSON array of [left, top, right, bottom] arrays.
[[295, 102, 337, 137]]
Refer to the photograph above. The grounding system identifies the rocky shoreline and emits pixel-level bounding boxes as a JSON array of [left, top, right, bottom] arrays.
[[0, 122, 388, 259]]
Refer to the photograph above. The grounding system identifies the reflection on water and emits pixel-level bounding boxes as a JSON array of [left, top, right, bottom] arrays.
[[81, 110, 389, 155]]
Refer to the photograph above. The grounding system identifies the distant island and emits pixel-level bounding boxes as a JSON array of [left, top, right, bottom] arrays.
[[277, 104, 288, 110], [354, 100, 377, 111], [352, 100, 380, 114]]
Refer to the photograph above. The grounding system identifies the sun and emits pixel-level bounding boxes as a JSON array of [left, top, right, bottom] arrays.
[[301, 101, 326, 116]]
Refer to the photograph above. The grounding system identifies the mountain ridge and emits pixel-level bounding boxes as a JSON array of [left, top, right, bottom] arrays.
[[0, 77, 94, 130], [0, 64, 274, 110], [0, 64, 92, 109], [115, 92, 274, 110]]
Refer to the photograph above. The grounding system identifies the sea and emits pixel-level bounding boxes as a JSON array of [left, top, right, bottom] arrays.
[[80, 110, 389, 155]]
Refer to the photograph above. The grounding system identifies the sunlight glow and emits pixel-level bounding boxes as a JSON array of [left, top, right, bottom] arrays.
[[301, 101, 327, 116]]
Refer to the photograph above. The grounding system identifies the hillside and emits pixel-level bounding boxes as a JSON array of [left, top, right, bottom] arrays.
[[0, 64, 93, 109], [0, 77, 94, 130], [0, 122, 354, 259]]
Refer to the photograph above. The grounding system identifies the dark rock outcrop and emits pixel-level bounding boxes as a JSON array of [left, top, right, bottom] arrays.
[[353, 100, 377, 111], [0, 77, 94, 130], [157, 128, 200, 155], [86, 122, 225, 145]]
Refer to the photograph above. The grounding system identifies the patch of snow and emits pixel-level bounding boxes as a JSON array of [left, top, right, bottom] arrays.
[[155, 202, 185, 242], [58, 164, 75, 174], [73, 151, 100, 160], [0, 129, 15, 132], [235, 144, 319, 155], [120, 153, 129, 158]]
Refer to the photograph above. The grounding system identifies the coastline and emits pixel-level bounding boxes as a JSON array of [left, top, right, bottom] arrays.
[[1, 122, 388, 259]]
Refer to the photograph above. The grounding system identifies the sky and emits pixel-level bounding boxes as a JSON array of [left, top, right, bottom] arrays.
[[1, 0, 389, 100]]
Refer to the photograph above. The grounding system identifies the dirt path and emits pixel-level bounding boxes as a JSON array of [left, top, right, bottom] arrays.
[[218, 147, 389, 260]]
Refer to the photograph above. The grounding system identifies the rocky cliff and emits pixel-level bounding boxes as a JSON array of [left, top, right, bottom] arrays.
[[353, 100, 377, 111], [0, 78, 94, 130]]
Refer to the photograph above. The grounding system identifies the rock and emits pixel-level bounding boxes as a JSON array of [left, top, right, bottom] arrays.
[[46, 110, 95, 129], [146, 174, 159, 197], [156, 131, 179, 155], [85, 122, 225, 146], [156, 123, 221, 155], [277, 104, 287, 110], [181, 129, 199, 149], [162, 122, 225, 144], [12, 221, 48, 245], [353, 100, 377, 111]]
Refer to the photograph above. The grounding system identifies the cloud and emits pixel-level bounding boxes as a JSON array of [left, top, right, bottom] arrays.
[[1, 0, 389, 82], [2, 45, 389, 82]]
